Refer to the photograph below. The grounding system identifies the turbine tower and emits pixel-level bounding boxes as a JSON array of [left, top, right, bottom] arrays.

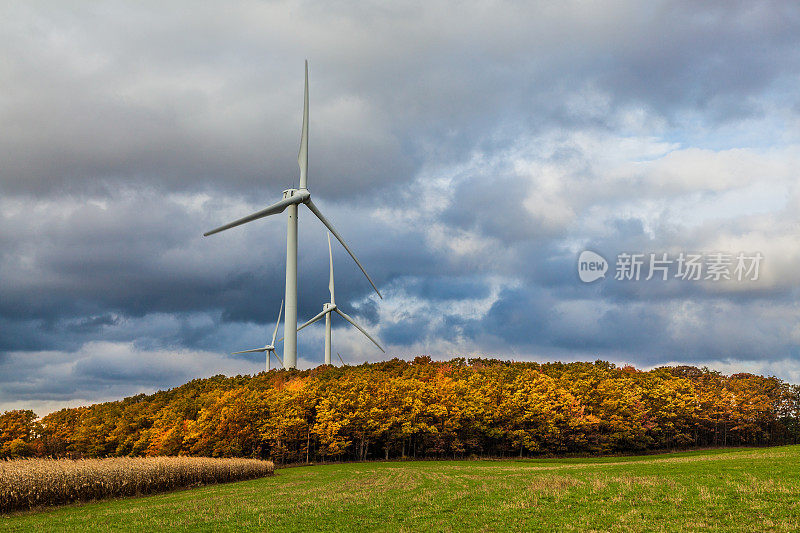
[[289, 233, 384, 364], [204, 61, 382, 369], [231, 300, 284, 372]]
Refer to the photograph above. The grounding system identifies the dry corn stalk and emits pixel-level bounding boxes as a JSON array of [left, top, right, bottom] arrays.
[[0, 456, 274, 513]]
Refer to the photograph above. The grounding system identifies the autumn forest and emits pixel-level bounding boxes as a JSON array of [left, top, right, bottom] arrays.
[[2, 358, 799, 464]]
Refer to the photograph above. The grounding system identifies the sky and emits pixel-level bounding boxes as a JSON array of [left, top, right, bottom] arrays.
[[1, 1, 799, 415]]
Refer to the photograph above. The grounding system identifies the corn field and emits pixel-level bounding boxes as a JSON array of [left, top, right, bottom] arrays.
[[0, 456, 274, 513]]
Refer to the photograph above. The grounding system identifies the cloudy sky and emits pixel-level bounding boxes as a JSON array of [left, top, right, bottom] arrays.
[[2, 1, 799, 414]]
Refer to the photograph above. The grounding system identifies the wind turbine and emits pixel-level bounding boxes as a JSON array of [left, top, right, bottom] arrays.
[[232, 301, 284, 372], [287, 233, 384, 364], [203, 61, 382, 369]]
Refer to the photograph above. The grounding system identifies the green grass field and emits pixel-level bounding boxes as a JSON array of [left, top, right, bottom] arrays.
[[3, 446, 800, 532]]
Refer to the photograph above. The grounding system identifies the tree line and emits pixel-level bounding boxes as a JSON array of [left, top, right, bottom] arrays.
[[2, 357, 799, 463]]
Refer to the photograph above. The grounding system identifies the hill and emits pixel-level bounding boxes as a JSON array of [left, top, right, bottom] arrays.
[[2, 357, 799, 462]]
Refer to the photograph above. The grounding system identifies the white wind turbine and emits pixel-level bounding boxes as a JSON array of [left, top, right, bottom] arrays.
[[288, 233, 384, 364], [203, 61, 382, 369], [231, 300, 284, 372]]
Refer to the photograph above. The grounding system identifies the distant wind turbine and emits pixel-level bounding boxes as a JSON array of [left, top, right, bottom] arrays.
[[281, 233, 384, 364], [231, 301, 284, 372], [203, 61, 382, 369]]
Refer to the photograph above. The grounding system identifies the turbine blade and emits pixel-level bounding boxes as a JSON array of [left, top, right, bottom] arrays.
[[305, 198, 382, 299], [271, 300, 284, 346], [275, 308, 329, 343], [297, 308, 329, 332], [337, 352, 345, 365], [328, 232, 335, 305], [270, 349, 284, 369], [232, 348, 267, 355], [334, 308, 385, 353], [298, 60, 309, 189], [204, 191, 309, 236]]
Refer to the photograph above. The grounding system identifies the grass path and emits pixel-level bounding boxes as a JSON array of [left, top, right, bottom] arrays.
[[3, 446, 800, 532]]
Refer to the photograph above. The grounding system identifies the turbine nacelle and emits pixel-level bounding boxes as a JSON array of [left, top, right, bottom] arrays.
[[282, 188, 307, 200]]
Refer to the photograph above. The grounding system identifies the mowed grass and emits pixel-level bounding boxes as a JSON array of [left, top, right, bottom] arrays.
[[3, 446, 800, 532]]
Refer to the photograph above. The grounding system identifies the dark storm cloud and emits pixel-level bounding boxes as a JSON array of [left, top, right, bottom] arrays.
[[2, 1, 798, 199], [596, 2, 800, 119], [400, 276, 492, 302], [0, 180, 457, 361]]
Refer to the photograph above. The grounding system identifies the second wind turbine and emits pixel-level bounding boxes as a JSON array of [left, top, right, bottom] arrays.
[[285, 233, 384, 365], [203, 61, 382, 369]]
